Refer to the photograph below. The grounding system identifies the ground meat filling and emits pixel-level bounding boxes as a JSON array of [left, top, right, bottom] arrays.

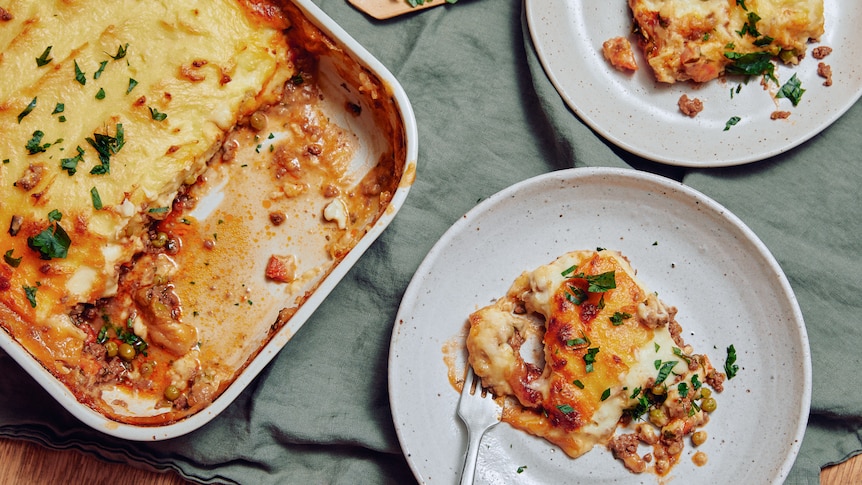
[[677, 94, 704, 117]]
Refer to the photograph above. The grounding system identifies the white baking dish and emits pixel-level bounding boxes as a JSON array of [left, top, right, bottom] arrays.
[[0, 0, 416, 440]]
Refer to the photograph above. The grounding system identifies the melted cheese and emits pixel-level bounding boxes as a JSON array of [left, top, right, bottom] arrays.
[[467, 250, 695, 458], [629, 0, 824, 83], [0, 0, 292, 340]]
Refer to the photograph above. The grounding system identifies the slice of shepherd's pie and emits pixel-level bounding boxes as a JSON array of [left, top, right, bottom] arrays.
[[629, 0, 824, 83], [467, 249, 727, 475]]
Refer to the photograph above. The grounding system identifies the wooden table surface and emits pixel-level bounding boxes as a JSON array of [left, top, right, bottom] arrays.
[[1, 436, 859, 484]]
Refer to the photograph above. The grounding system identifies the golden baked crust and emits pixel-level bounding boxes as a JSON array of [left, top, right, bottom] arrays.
[[630, 0, 824, 83], [0, 0, 290, 361]]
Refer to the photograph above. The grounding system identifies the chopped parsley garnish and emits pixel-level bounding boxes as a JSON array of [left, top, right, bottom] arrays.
[[149, 107, 167, 121], [573, 380, 585, 389], [736, 12, 762, 38], [127, 78, 138, 94], [626, 395, 651, 421], [583, 347, 600, 373], [725, 344, 739, 379], [610, 311, 632, 326], [60, 146, 85, 175], [587, 271, 616, 292], [736, 0, 748, 9], [777, 74, 805, 106], [52, 103, 65, 115], [90, 187, 103, 210], [23, 285, 38, 308], [95, 87, 106, 100], [87, 123, 125, 174], [94, 60, 108, 80], [688, 400, 701, 417], [724, 51, 777, 83], [724, 116, 741, 131], [148, 206, 169, 214], [28, 221, 71, 260], [291, 74, 304, 85], [600, 388, 611, 401], [18, 97, 37, 123], [691, 373, 702, 390], [566, 332, 591, 348], [562, 268, 617, 306], [564, 283, 588, 305], [516, 466, 527, 474], [36, 46, 53, 67], [96, 325, 109, 344], [678, 382, 690, 398], [3, 249, 22, 268], [672, 346, 691, 364], [654, 360, 678, 386], [110, 43, 129, 60], [25, 130, 51, 154], [630, 387, 641, 399], [47, 209, 62, 222], [556, 404, 574, 415], [74, 60, 87, 85], [753, 35, 774, 47]]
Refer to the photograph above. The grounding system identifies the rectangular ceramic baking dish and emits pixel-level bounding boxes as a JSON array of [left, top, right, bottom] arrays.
[[0, 0, 416, 440]]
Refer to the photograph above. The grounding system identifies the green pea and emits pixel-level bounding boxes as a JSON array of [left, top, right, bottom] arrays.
[[151, 232, 168, 248], [701, 397, 717, 413], [164, 385, 180, 401], [249, 111, 267, 131], [699, 388, 712, 399], [118, 342, 135, 362], [692, 430, 708, 446], [649, 407, 668, 426], [104, 341, 118, 358]]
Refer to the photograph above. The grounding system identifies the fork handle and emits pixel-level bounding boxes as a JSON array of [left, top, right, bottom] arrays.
[[459, 427, 481, 485]]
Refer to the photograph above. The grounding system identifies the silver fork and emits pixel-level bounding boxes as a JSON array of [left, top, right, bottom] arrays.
[[457, 364, 501, 485]]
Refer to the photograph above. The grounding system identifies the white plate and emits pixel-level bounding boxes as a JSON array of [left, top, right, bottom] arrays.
[[389, 168, 810, 484], [525, 0, 862, 167]]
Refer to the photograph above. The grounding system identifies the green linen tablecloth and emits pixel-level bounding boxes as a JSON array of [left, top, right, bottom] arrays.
[[1, 1, 860, 483]]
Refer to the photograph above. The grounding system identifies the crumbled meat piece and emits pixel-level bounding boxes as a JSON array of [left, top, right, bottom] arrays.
[[15, 164, 44, 191], [265, 254, 297, 283], [812, 46, 832, 59], [677, 94, 703, 118], [609, 433, 647, 473], [705, 370, 726, 393], [0, 7, 13, 21], [322, 184, 340, 198], [818, 62, 832, 87], [269, 211, 286, 226], [97, 358, 129, 384], [172, 393, 189, 409], [602, 37, 639, 72], [771, 111, 791, 120]]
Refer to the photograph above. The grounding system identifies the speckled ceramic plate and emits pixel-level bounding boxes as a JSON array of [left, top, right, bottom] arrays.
[[389, 168, 810, 484], [525, 0, 862, 167]]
